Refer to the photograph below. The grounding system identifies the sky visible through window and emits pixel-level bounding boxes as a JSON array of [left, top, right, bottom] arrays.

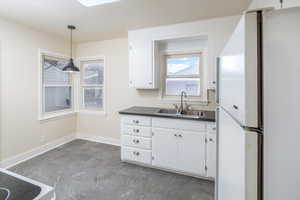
[[167, 56, 199, 76], [165, 55, 201, 96]]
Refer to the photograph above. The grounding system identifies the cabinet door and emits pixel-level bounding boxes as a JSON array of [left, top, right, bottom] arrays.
[[178, 131, 206, 176], [207, 133, 216, 178], [152, 128, 178, 170], [128, 33, 154, 89]]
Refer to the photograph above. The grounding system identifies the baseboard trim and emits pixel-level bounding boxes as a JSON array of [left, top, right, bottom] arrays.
[[1, 134, 76, 169], [77, 135, 120, 146], [0, 134, 120, 169]]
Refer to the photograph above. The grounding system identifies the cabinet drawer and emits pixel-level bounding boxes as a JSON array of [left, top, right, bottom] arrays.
[[152, 118, 206, 132], [121, 147, 152, 165], [207, 123, 217, 133], [122, 125, 152, 138], [122, 135, 151, 150], [121, 115, 151, 126]]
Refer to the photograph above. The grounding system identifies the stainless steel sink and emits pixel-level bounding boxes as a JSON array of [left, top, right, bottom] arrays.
[[156, 108, 178, 115], [155, 108, 205, 119]]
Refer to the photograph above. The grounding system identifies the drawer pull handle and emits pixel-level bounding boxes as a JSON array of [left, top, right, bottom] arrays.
[[174, 134, 182, 138], [133, 151, 140, 156], [133, 120, 140, 124], [133, 139, 140, 144], [133, 129, 140, 133]]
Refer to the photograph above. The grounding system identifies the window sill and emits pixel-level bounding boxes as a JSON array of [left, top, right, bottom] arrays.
[[38, 111, 76, 121]]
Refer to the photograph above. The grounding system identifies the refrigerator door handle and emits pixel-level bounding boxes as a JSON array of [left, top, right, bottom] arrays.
[[216, 57, 221, 105], [215, 107, 220, 200]]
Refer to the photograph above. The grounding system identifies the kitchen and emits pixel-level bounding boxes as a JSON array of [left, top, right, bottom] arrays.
[[0, 0, 300, 200]]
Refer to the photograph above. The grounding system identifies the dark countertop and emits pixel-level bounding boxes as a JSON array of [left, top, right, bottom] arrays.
[[119, 106, 215, 122]]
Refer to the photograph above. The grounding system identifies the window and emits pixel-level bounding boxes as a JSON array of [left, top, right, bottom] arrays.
[[40, 53, 73, 119], [80, 59, 104, 111], [163, 53, 202, 98]]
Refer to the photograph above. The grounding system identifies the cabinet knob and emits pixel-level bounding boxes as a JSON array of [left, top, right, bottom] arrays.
[[212, 127, 216, 131], [132, 120, 139, 124], [133, 151, 140, 156], [178, 134, 183, 138], [133, 139, 140, 144], [209, 138, 214, 142], [174, 134, 178, 137], [233, 105, 239, 110], [133, 129, 140, 133]]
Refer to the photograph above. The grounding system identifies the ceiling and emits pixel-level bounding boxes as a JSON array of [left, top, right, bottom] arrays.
[[0, 0, 251, 42]]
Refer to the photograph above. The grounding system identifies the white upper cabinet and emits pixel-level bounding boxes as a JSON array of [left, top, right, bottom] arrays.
[[128, 15, 241, 90], [128, 31, 158, 89]]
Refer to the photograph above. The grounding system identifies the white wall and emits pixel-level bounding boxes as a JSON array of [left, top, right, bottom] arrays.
[[0, 18, 77, 161], [249, 0, 300, 9], [76, 15, 240, 141]]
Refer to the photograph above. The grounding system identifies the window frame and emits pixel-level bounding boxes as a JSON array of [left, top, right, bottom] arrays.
[[161, 51, 204, 101], [38, 49, 75, 120], [78, 56, 106, 115]]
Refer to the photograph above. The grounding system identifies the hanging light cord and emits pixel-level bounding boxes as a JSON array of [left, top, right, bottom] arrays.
[[70, 27, 73, 59]]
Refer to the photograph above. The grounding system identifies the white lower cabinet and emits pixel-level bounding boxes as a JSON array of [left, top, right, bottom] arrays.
[[122, 135, 151, 150], [152, 128, 178, 170], [121, 147, 152, 165], [178, 130, 206, 176], [207, 133, 216, 178], [152, 128, 206, 176], [121, 115, 216, 179]]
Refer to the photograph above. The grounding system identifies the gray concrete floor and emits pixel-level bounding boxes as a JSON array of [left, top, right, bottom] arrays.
[[10, 140, 214, 200]]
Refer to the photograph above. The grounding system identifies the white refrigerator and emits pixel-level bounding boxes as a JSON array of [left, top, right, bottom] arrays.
[[216, 7, 300, 200]]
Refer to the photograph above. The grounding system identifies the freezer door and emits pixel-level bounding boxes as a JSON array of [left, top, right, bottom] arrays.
[[219, 12, 259, 127], [217, 108, 258, 200], [264, 7, 300, 200]]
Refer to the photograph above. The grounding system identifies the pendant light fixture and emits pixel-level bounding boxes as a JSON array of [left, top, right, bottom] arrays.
[[63, 25, 80, 72]]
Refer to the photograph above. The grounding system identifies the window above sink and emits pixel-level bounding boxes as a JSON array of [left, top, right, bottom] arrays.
[[164, 53, 202, 97], [154, 36, 209, 103]]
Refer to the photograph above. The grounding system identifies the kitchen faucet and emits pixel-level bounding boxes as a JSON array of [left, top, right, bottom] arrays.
[[173, 91, 189, 114]]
